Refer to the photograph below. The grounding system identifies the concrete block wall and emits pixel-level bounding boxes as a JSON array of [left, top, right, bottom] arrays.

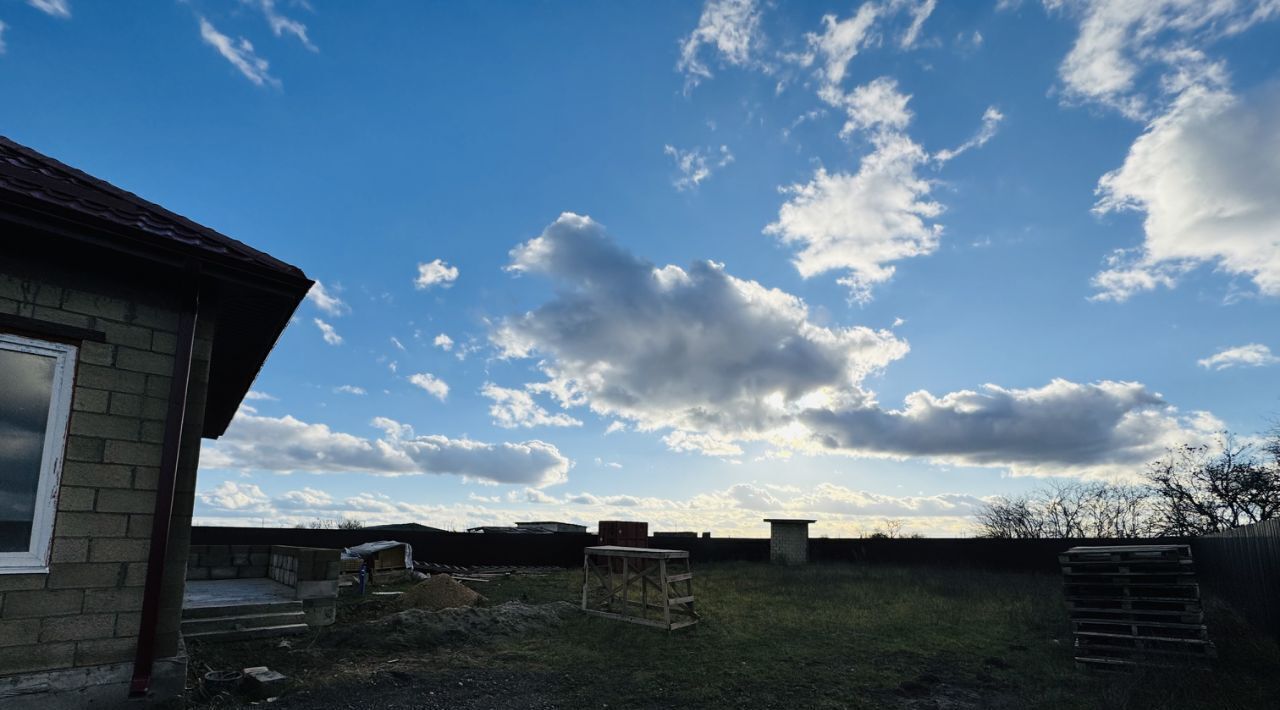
[[769, 525, 810, 565], [187, 544, 271, 581], [269, 546, 340, 626], [0, 262, 214, 684]]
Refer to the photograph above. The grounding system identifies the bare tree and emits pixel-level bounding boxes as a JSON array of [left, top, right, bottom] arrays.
[[975, 482, 1157, 539], [1146, 433, 1280, 536]]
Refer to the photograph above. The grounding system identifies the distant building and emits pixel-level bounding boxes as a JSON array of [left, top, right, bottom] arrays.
[[364, 522, 447, 533], [0, 136, 310, 707], [466, 526, 550, 534], [514, 521, 588, 534]]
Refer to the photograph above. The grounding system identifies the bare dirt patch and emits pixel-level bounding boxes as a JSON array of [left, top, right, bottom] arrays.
[[322, 601, 576, 653], [396, 574, 483, 611]]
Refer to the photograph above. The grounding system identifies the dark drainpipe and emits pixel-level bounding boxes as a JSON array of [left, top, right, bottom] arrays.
[[129, 278, 200, 697]]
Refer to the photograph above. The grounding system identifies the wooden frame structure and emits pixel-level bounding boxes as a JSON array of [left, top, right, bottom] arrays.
[[581, 546, 698, 630]]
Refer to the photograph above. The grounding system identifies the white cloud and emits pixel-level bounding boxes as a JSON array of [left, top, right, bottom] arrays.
[[199, 481, 270, 512], [414, 259, 459, 289], [482, 383, 583, 429], [677, 0, 765, 90], [1198, 343, 1280, 370], [663, 144, 734, 191], [390, 336, 406, 351], [0, 21, 7, 55], [249, 0, 317, 52], [203, 409, 571, 487], [198, 16, 280, 88], [245, 390, 278, 401], [593, 458, 623, 469], [934, 106, 1005, 163], [770, 78, 1001, 302], [1050, 0, 1277, 119], [1091, 84, 1280, 301], [663, 430, 744, 457], [898, 0, 937, 49], [27, 0, 69, 19], [274, 486, 333, 510], [313, 318, 342, 345], [306, 281, 349, 316], [433, 333, 454, 351], [494, 212, 909, 454], [408, 372, 449, 401], [801, 378, 1222, 479], [334, 385, 367, 395], [805, 3, 880, 90]]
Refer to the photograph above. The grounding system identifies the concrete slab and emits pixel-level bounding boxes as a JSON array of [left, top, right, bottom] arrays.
[[183, 579, 296, 609]]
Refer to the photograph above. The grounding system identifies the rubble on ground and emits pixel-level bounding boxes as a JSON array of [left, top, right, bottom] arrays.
[[321, 601, 576, 652], [396, 574, 484, 611]]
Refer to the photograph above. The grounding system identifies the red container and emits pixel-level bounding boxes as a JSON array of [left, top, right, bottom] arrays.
[[598, 520, 648, 548]]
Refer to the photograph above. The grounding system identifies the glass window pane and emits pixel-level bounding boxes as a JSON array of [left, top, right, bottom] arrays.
[[0, 347, 55, 553]]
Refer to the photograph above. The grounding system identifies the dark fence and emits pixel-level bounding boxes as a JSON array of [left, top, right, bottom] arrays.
[[1191, 518, 1280, 640], [192, 527, 1183, 573]]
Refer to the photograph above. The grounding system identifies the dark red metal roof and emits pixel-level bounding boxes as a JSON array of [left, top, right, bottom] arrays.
[[0, 135, 312, 438], [0, 135, 306, 281]]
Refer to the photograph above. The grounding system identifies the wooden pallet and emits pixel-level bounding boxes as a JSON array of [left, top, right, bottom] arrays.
[[581, 546, 699, 631], [1061, 544, 1212, 670]]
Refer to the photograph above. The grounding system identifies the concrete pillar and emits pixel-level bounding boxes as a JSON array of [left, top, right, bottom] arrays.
[[764, 519, 815, 565]]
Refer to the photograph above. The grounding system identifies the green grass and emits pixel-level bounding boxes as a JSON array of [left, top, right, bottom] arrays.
[[190, 563, 1280, 709]]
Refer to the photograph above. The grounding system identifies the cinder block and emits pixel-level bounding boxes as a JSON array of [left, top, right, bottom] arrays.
[[78, 341, 115, 366], [294, 580, 338, 600], [241, 666, 288, 700], [0, 619, 42, 647], [115, 347, 172, 376], [127, 514, 154, 538], [61, 461, 131, 488], [0, 574, 47, 592], [124, 562, 148, 587], [95, 489, 156, 515], [108, 392, 143, 417], [69, 411, 141, 441], [3, 589, 83, 618], [54, 512, 128, 538], [74, 637, 137, 666], [140, 396, 169, 421], [186, 566, 210, 580], [209, 566, 237, 580], [31, 305, 92, 329], [145, 374, 173, 399], [75, 364, 147, 394], [151, 331, 177, 354], [72, 387, 110, 413], [56, 486, 96, 512], [61, 291, 131, 321], [115, 612, 141, 637], [47, 563, 122, 589], [99, 320, 153, 350], [40, 613, 116, 642], [50, 538, 89, 564], [129, 303, 179, 331], [90, 537, 151, 563], [0, 642, 76, 674], [83, 587, 143, 612], [103, 440, 162, 466], [140, 421, 166, 444]]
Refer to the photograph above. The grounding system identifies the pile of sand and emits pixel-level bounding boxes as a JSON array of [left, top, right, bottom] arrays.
[[322, 601, 576, 652], [396, 574, 483, 611]]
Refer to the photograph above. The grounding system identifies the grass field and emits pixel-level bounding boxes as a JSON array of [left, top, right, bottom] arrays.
[[189, 563, 1280, 709]]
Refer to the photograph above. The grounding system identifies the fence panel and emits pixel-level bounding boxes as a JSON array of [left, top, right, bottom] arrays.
[[1192, 518, 1280, 640]]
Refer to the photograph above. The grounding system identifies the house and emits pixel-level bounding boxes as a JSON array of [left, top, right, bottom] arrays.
[[0, 136, 311, 707]]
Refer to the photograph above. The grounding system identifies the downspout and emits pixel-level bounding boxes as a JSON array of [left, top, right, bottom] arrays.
[[129, 277, 200, 697]]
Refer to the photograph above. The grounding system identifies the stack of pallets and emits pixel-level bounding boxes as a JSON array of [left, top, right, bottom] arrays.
[[1060, 544, 1215, 669]]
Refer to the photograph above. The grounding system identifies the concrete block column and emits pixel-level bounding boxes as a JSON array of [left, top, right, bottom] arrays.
[[764, 519, 815, 565]]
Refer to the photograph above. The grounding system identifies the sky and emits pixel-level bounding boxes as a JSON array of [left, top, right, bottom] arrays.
[[2, 0, 1278, 537]]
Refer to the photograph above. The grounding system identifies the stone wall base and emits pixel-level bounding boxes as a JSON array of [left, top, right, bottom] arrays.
[[0, 645, 186, 709]]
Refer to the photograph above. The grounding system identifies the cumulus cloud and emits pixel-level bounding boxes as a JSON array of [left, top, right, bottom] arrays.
[[334, 385, 366, 395], [408, 372, 449, 401], [664, 144, 734, 191], [1050, 0, 1276, 119], [27, 0, 70, 19], [804, 3, 880, 90], [1198, 343, 1280, 370], [306, 281, 349, 316], [801, 379, 1221, 479], [199, 481, 270, 512], [313, 318, 342, 345], [1091, 84, 1280, 301], [414, 259, 459, 289], [202, 409, 571, 487], [245, 390, 278, 401], [770, 78, 1001, 302], [433, 333, 454, 351], [274, 486, 333, 510], [494, 212, 909, 454], [249, 0, 317, 51], [198, 17, 280, 88], [482, 383, 583, 429], [677, 0, 765, 90]]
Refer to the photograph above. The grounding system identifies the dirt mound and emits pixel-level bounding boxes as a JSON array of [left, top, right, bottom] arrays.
[[396, 574, 483, 611], [323, 601, 576, 652]]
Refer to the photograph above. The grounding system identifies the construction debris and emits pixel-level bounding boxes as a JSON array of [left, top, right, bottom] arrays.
[[241, 666, 288, 700], [397, 574, 484, 611], [321, 601, 576, 652]]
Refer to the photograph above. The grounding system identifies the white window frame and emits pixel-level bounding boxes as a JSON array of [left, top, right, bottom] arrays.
[[0, 332, 77, 574]]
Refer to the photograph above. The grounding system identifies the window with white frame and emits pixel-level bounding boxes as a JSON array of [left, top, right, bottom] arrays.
[[0, 332, 76, 573]]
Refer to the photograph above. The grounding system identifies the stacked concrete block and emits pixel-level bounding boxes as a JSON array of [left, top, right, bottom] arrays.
[[0, 263, 214, 703], [268, 546, 340, 626], [764, 519, 815, 565], [187, 544, 271, 581]]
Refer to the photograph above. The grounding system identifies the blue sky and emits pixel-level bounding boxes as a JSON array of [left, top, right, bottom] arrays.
[[3, 0, 1278, 535]]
